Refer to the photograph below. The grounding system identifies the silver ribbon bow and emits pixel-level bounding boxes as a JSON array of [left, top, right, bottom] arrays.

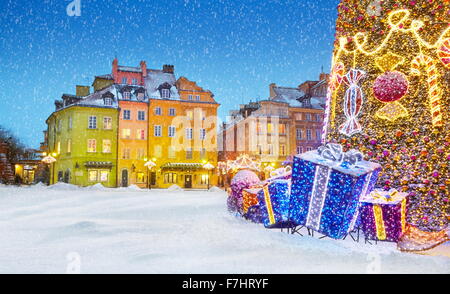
[[317, 143, 363, 166]]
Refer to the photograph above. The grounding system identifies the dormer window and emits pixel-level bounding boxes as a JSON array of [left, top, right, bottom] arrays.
[[123, 92, 131, 100], [161, 89, 170, 99], [104, 98, 113, 106]]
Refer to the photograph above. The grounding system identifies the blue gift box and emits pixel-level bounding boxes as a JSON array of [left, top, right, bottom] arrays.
[[257, 179, 293, 229], [289, 144, 382, 239]]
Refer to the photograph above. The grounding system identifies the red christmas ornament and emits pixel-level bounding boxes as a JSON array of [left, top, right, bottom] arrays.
[[373, 71, 409, 102]]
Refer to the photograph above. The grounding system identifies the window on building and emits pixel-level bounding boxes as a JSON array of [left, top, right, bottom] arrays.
[[137, 111, 146, 121], [305, 113, 311, 121], [186, 110, 193, 120], [279, 124, 286, 135], [57, 141, 61, 154], [267, 123, 274, 134], [296, 128, 303, 140], [195, 95, 200, 101], [137, 148, 145, 160], [122, 148, 130, 159], [188, 94, 193, 100], [201, 174, 209, 185], [123, 92, 131, 100], [123, 110, 131, 120], [99, 171, 109, 182], [122, 129, 131, 139], [307, 147, 314, 152], [280, 144, 286, 156], [186, 128, 193, 139], [257, 144, 263, 155], [102, 140, 111, 153], [154, 125, 162, 137], [316, 130, 321, 141], [315, 114, 322, 122], [168, 146, 176, 158], [104, 98, 113, 106], [154, 145, 162, 158], [268, 144, 273, 155], [103, 117, 112, 129], [121, 77, 128, 84], [168, 126, 176, 137], [67, 139, 71, 153], [296, 146, 304, 154], [257, 124, 263, 135], [88, 170, 98, 182], [132, 78, 138, 85], [155, 107, 162, 115], [186, 148, 193, 159], [306, 129, 312, 140], [164, 173, 178, 184], [136, 172, 145, 183], [87, 139, 96, 153], [161, 89, 170, 98], [200, 128, 206, 140], [169, 108, 176, 116], [136, 129, 145, 140], [88, 116, 97, 129]]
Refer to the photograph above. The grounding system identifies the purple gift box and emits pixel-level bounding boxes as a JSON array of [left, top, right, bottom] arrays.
[[359, 189, 408, 242]]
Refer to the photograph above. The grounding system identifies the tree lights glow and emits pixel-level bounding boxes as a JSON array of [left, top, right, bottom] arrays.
[[323, 0, 449, 235]]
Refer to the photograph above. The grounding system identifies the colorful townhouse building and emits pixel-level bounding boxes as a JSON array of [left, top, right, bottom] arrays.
[[218, 72, 328, 184], [46, 86, 120, 187], [45, 59, 220, 189]]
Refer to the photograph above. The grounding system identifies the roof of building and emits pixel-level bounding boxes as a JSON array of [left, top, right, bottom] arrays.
[[118, 66, 142, 73], [94, 74, 114, 80], [145, 69, 180, 99]]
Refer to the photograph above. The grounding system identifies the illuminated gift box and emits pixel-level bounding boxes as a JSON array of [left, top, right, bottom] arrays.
[[242, 187, 263, 214], [257, 179, 293, 229], [359, 189, 408, 242], [289, 144, 382, 239]]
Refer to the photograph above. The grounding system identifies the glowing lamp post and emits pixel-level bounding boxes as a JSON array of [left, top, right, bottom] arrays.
[[144, 159, 156, 190], [203, 163, 214, 190], [41, 154, 57, 185]]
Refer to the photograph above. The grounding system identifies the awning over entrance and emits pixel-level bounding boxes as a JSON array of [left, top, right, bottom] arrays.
[[84, 161, 113, 169], [161, 163, 204, 171]]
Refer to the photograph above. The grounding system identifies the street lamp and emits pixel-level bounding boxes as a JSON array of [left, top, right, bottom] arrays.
[[203, 162, 214, 190], [144, 159, 156, 190], [41, 155, 57, 185]]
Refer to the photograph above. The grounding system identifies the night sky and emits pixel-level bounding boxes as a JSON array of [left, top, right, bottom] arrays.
[[0, 0, 340, 148]]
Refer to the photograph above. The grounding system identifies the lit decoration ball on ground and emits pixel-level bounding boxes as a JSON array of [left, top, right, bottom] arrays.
[[227, 170, 260, 214], [323, 1, 449, 248]]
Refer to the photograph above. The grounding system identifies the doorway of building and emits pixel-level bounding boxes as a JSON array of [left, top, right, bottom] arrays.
[[121, 169, 128, 187], [184, 174, 192, 188]]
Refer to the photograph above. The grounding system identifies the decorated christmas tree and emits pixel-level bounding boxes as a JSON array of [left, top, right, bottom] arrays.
[[323, 0, 449, 235]]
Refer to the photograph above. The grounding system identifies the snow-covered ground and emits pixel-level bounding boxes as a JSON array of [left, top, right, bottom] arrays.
[[0, 183, 448, 274]]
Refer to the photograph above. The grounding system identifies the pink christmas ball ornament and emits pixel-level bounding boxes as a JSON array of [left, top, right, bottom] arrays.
[[373, 71, 409, 103], [227, 170, 261, 214]]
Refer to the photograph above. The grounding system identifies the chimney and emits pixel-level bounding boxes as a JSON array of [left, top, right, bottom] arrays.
[[163, 64, 174, 74], [319, 72, 330, 82], [76, 85, 90, 97], [112, 58, 118, 82], [140, 60, 147, 77], [269, 83, 277, 99]]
